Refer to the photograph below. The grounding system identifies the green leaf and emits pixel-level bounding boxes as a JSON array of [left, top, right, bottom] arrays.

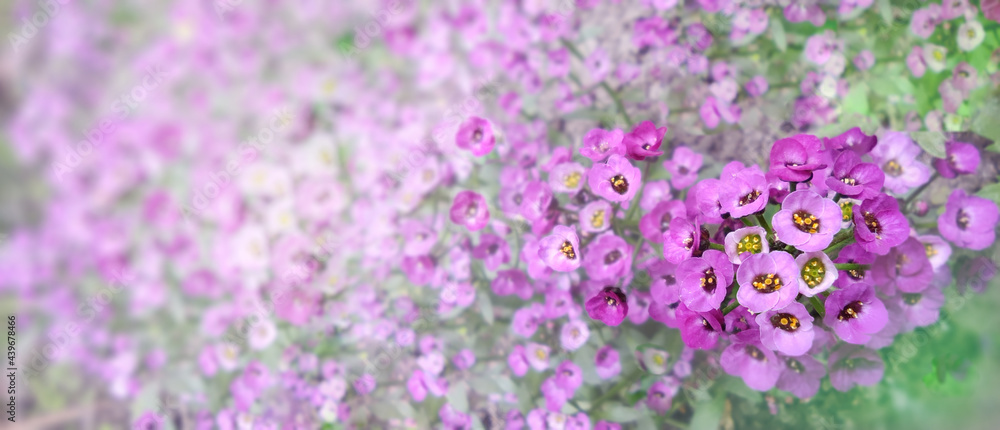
[[971, 98, 1000, 144], [602, 403, 644, 423], [478, 292, 494, 325], [842, 83, 870, 115], [446, 381, 470, 412], [877, 0, 893, 25], [911, 131, 947, 158], [689, 395, 726, 430], [770, 18, 787, 52], [976, 183, 1000, 206]]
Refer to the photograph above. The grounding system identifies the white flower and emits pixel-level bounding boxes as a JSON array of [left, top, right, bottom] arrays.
[[957, 21, 985, 52], [924, 44, 948, 72], [248, 317, 277, 350], [823, 52, 847, 77]]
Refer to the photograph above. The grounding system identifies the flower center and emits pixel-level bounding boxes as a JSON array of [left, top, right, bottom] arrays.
[[956, 209, 970, 230], [770, 312, 801, 332], [752, 273, 783, 293], [837, 300, 863, 321], [660, 213, 672, 230], [610, 174, 629, 194], [591, 209, 605, 228], [841, 177, 857, 186], [840, 200, 854, 222], [564, 172, 581, 189], [642, 143, 651, 150], [902, 293, 922, 305], [801, 258, 826, 288], [863, 211, 882, 235], [792, 210, 820, 234], [932, 49, 944, 62], [535, 349, 547, 360], [604, 250, 623, 265], [605, 296, 618, 306], [787, 358, 804, 373], [738, 189, 761, 207], [967, 29, 976, 39], [652, 353, 665, 366], [744, 345, 766, 362], [466, 204, 478, 217], [700, 267, 717, 294], [883, 160, 903, 177], [472, 129, 483, 142], [736, 234, 763, 254], [924, 243, 937, 258], [560, 241, 577, 259], [682, 235, 694, 250]]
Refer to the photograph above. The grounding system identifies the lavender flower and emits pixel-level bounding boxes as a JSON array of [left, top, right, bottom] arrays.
[[852, 194, 911, 255], [756, 302, 815, 356], [938, 189, 999, 250], [588, 154, 642, 203], [772, 190, 842, 252], [828, 345, 885, 392], [736, 252, 800, 313], [678, 250, 735, 312], [538, 225, 582, 272], [823, 283, 888, 344]]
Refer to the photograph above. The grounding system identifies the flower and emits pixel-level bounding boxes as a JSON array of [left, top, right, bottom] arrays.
[[471, 234, 510, 271], [769, 134, 829, 182], [776, 355, 826, 398], [588, 154, 642, 202], [623, 120, 667, 160], [508, 346, 530, 377], [756, 302, 815, 356], [538, 225, 582, 272], [580, 200, 614, 234], [823, 283, 888, 344], [825, 151, 885, 200], [720, 330, 783, 391], [724, 226, 769, 264], [910, 8, 940, 38], [719, 165, 769, 218], [582, 233, 633, 281], [924, 44, 948, 72], [736, 252, 800, 313], [825, 127, 877, 155], [795, 251, 837, 297], [586, 286, 629, 326], [772, 190, 843, 251], [452, 350, 475, 370], [933, 141, 980, 179], [828, 345, 884, 392], [957, 20, 985, 51], [906, 45, 927, 77], [678, 250, 735, 312], [852, 194, 911, 255], [677, 305, 725, 349], [636, 346, 670, 375], [663, 146, 703, 189], [871, 238, 934, 295], [555, 360, 583, 392], [938, 189, 999, 250], [560, 320, 590, 351], [525, 343, 551, 371], [640, 200, 687, 242], [853, 50, 875, 70], [455, 116, 496, 156], [449, 191, 490, 231], [646, 380, 676, 414], [580, 128, 626, 162], [594, 345, 621, 379], [662, 217, 702, 264]]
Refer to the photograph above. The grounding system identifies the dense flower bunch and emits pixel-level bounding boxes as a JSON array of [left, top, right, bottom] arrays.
[[3, 0, 1000, 429]]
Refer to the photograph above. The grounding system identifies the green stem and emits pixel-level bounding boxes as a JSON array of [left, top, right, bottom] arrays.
[[903, 173, 939, 208], [589, 369, 643, 413], [809, 296, 826, 318], [790, 181, 798, 192], [721, 298, 742, 315], [755, 212, 774, 238], [600, 81, 633, 127], [823, 232, 856, 259], [834, 263, 869, 271], [708, 242, 726, 251]]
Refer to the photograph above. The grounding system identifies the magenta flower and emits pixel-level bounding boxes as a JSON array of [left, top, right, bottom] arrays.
[[938, 189, 999, 250], [678, 305, 725, 349], [449, 191, 490, 231], [795, 251, 837, 297], [828, 345, 884, 392], [777, 355, 826, 398], [588, 154, 642, 203], [852, 194, 911, 255], [623, 120, 667, 160], [869, 132, 932, 195], [520, 180, 553, 222], [594, 345, 621, 380], [582, 233, 633, 281], [825, 151, 885, 200], [648, 259, 681, 305], [871, 238, 934, 295], [555, 360, 583, 393], [772, 190, 842, 252], [756, 302, 815, 356], [720, 330, 783, 391], [769, 134, 829, 182], [662, 217, 702, 264], [540, 377, 568, 412], [933, 141, 981, 179], [580, 128, 626, 162], [586, 286, 629, 326], [640, 200, 687, 243], [663, 146, 703, 189], [724, 226, 769, 264], [686, 178, 724, 223], [538, 225, 582, 272], [719, 165, 769, 218], [736, 252, 799, 313], [646, 381, 676, 414], [471, 234, 510, 271], [823, 283, 888, 344], [678, 250, 735, 312], [508, 346, 530, 377], [825, 127, 877, 155], [454, 116, 496, 157]]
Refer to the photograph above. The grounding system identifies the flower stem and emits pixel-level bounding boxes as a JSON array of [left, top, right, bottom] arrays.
[[834, 263, 869, 271], [903, 173, 938, 208], [721, 298, 742, 315], [708, 242, 725, 251], [809, 296, 826, 318], [588, 369, 643, 413], [755, 212, 774, 238], [600, 81, 634, 127]]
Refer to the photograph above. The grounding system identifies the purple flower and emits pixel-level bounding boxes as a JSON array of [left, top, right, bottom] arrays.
[[449, 191, 490, 231], [910, 8, 939, 39], [662, 217, 702, 264], [769, 134, 829, 182], [736, 252, 800, 313], [906, 46, 927, 77], [508, 345, 530, 377], [640, 200, 687, 242], [639, 180, 672, 211], [586, 286, 629, 326], [852, 194, 911, 255], [538, 225, 582, 272], [560, 320, 590, 351], [870, 132, 932, 195], [678, 250, 735, 312], [745, 75, 769, 97], [853, 50, 875, 70], [512, 303, 545, 338], [834, 243, 876, 288], [871, 238, 934, 295], [555, 360, 583, 392], [956, 256, 997, 295], [588, 154, 642, 203], [624, 120, 667, 160], [646, 381, 675, 414], [933, 141, 981, 179], [720, 330, 783, 391], [541, 377, 569, 412], [492, 269, 533, 299], [823, 283, 888, 344], [825, 151, 885, 200], [525, 343, 551, 371], [583, 233, 633, 281], [772, 190, 842, 251], [549, 162, 588, 195], [896, 283, 946, 330], [678, 305, 725, 349], [686, 178, 724, 223], [776, 355, 826, 398], [580, 128, 626, 162], [825, 127, 877, 155], [580, 200, 614, 234], [648, 260, 681, 305], [719, 165, 769, 218], [663, 146, 703, 189], [594, 345, 621, 379], [472, 234, 511, 271], [521, 181, 554, 222], [756, 302, 815, 356], [828, 345, 884, 392], [455, 116, 496, 156], [453, 350, 476, 370], [795, 251, 837, 297], [939, 189, 999, 250]]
